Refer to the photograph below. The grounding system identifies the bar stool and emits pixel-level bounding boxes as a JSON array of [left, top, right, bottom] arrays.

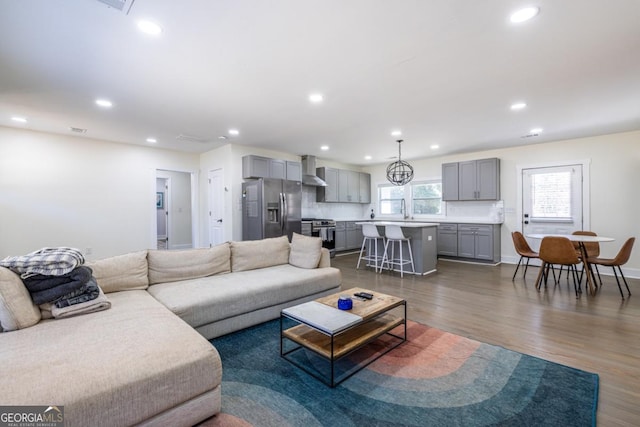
[[356, 224, 386, 272], [381, 225, 415, 277]]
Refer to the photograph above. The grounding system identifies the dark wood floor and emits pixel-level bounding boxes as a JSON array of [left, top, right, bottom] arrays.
[[333, 253, 640, 426]]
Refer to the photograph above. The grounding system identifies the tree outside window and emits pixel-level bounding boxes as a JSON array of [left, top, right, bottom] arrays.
[[411, 181, 442, 215]]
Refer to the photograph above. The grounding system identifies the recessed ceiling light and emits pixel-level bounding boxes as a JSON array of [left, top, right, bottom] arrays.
[[228, 129, 240, 136], [364, 155, 372, 160], [95, 99, 113, 108], [430, 144, 440, 150], [137, 20, 162, 35], [11, 116, 27, 123], [510, 7, 540, 23], [510, 102, 527, 110], [146, 137, 157, 143], [320, 145, 329, 151], [309, 93, 324, 103], [530, 127, 543, 134], [391, 130, 402, 137]]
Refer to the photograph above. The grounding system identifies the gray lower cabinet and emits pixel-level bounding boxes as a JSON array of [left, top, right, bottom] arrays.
[[457, 224, 498, 261], [437, 223, 500, 262], [335, 221, 363, 252], [437, 224, 458, 256]]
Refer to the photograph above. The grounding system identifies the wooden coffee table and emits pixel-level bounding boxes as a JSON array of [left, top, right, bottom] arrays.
[[280, 287, 406, 387]]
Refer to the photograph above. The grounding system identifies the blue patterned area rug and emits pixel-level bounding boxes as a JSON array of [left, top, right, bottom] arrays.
[[205, 320, 598, 426]]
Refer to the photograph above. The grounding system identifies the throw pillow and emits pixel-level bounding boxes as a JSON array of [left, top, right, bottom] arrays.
[[86, 251, 149, 293], [147, 243, 230, 285], [0, 266, 42, 331], [289, 232, 322, 269], [230, 236, 290, 272]]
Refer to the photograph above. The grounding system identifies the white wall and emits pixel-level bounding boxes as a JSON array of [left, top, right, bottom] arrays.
[[2, 125, 638, 274], [364, 130, 640, 274], [0, 127, 199, 259]]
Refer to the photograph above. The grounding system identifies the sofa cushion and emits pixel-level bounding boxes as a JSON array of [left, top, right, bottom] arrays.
[[147, 244, 230, 285], [289, 232, 322, 269], [0, 291, 222, 427], [0, 267, 41, 332], [86, 251, 149, 293], [230, 236, 290, 272], [147, 264, 342, 328]]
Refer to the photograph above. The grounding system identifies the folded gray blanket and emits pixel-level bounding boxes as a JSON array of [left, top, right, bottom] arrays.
[[23, 266, 93, 305], [54, 277, 100, 308]]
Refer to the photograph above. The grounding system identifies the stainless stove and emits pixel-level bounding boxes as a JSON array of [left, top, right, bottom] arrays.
[[301, 218, 336, 257]]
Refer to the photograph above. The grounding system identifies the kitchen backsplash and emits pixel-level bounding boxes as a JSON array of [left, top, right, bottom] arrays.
[[301, 186, 504, 222], [444, 200, 504, 222], [301, 186, 369, 219]]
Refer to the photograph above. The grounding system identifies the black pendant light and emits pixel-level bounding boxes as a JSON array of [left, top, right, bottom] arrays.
[[386, 139, 414, 186]]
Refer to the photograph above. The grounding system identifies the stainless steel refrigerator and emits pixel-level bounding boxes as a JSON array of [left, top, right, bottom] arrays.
[[242, 178, 302, 241]]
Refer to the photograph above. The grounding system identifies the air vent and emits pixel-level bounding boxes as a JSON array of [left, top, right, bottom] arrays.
[[96, 0, 136, 14], [69, 127, 87, 134], [176, 134, 211, 143]]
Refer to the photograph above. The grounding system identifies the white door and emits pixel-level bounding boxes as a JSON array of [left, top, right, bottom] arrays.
[[521, 164, 584, 251], [208, 168, 225, 246]]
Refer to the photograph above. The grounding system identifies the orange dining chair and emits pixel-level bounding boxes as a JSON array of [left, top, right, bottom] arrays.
[[511, 231, 539, 281], [587, 237, 635, 299], [535, 236, 582, 298]]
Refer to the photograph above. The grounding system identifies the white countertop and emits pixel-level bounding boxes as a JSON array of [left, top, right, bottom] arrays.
[[339, 218, 503, 225], [355, 221, 439, 227]]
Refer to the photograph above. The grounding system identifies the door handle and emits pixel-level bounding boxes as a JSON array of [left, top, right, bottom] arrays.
[[216, 219, 223, 223]]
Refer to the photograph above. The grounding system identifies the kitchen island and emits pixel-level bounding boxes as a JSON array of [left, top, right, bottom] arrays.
[[356, 221, 438, 275]]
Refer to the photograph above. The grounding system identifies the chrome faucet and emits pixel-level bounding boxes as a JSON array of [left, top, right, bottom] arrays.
[[400, 199, 409, 219]]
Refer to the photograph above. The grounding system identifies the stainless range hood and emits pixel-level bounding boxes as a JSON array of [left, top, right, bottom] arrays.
[[301, 155, 327, 187]]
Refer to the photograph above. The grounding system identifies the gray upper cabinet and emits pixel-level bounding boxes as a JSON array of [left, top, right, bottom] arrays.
[[242, 155, 301, 181], [269, 159, 286, 179], [286, 161, 302, 181], [359, 172, 371, 203], [317, 167, 370, 203], [339, 169, 360, 202], [442, 157, 499, 201], [442, 162, 459, 201], [316, 167, 339, 202]]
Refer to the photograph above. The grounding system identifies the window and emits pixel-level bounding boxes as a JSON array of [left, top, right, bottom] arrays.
[[411, 181, 442, 215], [378, 185, 405, 215], [530, 171, 572, 219], [377, 180, 443, 216]]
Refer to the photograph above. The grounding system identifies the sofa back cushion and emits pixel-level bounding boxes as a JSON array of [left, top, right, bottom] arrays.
[[0, 266, 41, 331], [87, 251, 149, 293], [148, 243, 230, 285], [230, 236, 290, 272], [289, 233, 322, 269]]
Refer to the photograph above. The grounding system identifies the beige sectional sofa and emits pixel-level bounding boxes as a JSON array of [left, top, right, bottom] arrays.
[[0, 235, 342, 427]]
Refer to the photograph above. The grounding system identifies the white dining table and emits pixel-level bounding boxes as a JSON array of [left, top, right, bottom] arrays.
[[527, 234, 615, 295]]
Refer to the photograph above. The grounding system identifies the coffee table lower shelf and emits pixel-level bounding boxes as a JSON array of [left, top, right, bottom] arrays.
[[280, 310, 406, 387]]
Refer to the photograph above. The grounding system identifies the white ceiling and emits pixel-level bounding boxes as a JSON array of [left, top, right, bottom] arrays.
[[1, 0, 639, 165]]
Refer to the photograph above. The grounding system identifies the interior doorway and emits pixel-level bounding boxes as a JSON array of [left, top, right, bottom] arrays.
[[155, 169, 196, 250], [518, 160, 590, 251], [156, 177, 169, 249]]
